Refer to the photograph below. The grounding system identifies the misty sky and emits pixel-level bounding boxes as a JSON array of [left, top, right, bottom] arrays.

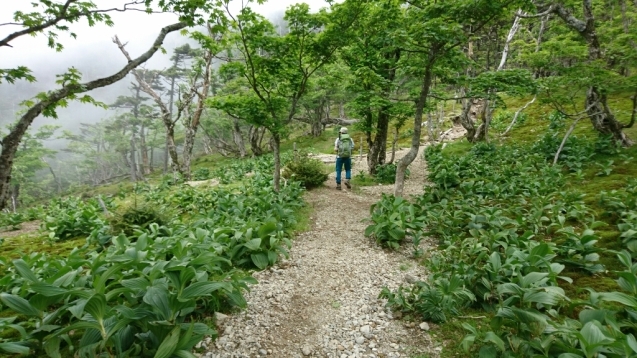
[[0, 0, 332, 146]]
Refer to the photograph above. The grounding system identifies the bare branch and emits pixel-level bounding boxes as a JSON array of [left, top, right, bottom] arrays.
[[553, 101, 602, 165], [497, 9, 525, 71], [502, 95, 536, 136], [517, 4, 556, 18]]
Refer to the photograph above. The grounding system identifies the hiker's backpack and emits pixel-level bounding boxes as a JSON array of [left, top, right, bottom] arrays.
[[338, 134, 353, 158]]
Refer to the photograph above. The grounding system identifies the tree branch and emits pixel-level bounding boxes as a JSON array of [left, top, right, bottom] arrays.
[[1, 1, 153, 48], [2, 22, 185, 149], [552, 2, 587, 33], [517, 4, 556, 18], [502, 95, 536, 136]]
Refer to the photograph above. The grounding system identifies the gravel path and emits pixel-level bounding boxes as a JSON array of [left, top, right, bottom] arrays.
[[200, 128, 466, 358]]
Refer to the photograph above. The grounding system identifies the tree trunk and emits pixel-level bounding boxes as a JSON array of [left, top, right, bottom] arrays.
[[42, 158, 62, 193], [11, 184, 19, 212], [165, 125, 181, 174], [271, 133, 281, 192], [181, 125, 196, 180], [586, 88, 633, 145], [427, 110, 434, 142], [139, 124, 150, 174], [232, 117, 247, 157], [498, 10, 524, 71], [114, 34, 187, 176], [367, 108, 390, 174], [181, 48, 213, 179], [165, 75, 176, 174], [249, 126, 263, 156], [459, 98, 477, 142], [553, 0, 633, 146], [129, 133, 138, 182], [394, 60, 435, 197], [388, 126, 399, 164], [0, 22, 185, 209], [311, 105, 323, 137]]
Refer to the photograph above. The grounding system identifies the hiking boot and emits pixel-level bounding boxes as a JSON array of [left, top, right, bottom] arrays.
[[345, 180, 351, 189], [336, 184, 342, 190]]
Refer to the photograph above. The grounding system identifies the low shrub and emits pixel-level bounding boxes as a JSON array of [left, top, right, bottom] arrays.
[[192, 167, 212, 180], [110, 206, 166, 237], [282, 154, 328, 189]]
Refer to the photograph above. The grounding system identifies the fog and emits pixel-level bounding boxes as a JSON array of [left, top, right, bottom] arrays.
[[0, 0, 331, 150]]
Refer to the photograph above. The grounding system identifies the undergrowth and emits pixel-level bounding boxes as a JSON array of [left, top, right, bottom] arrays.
[[0, 154, 306, 357], [368, 111, 637, 357]]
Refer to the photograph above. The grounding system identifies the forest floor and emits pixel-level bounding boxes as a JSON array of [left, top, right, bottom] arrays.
[[199, 128, 467, 358]]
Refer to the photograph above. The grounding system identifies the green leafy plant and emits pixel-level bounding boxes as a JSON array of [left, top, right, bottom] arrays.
[[192, 167, 212, 180], [41, 197, 107, 241], [374, 163, 410, 184], [365, 194, 423, 249], [380, 275, 476, 323], [282, 153, 328, 189]]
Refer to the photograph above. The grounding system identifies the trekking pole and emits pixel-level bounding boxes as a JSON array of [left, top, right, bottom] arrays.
[[359, 135, 363, 161]]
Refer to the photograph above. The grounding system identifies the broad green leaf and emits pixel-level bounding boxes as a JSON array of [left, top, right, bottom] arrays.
[[121, 277, 150, 291], [488, 252, 501, 273], [0, 342, 30, 355], [0, 293, 41, 317], [257, 220, 277, 238], [30, 283, 68, 297], [521, 272, 549, 288], [478, 345, 498, 358], [85, 294, 108, 321], [13, 259, 38, 282], [104, 317, 132, 341], [483, 331, 505, 351], [225, 290, 247, 308], [244, 238, 262, 251], [579, 321, 614, 346], [154, 326, 180, 358], [95, 264, 127, 294], [497, 283, 524, 297], [68, 299, 87, 319], [180, 282, 231, 300], [460, 334, 476, 352], [143, 286, 172, 320], [599, 292, 637, 308], [579, 309, 606, 324], [523, 289, 561, 306], [267, 250, 278, 265], [174, 350, 198, 358], [388, 228, 405, 241], [627, 334, 637, 353], [52, 270, 78, 287], [43, 336, 62, 358], [251, 252, 269, 270]]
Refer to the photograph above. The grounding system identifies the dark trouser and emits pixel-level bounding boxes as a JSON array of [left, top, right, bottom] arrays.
[[335, 157, 351, 184]]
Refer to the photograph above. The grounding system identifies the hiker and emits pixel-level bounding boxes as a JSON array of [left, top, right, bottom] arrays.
[[334, 127, 354, 190]]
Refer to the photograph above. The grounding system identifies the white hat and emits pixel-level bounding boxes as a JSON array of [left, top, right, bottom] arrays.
[[339, 127, 348, 133]]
